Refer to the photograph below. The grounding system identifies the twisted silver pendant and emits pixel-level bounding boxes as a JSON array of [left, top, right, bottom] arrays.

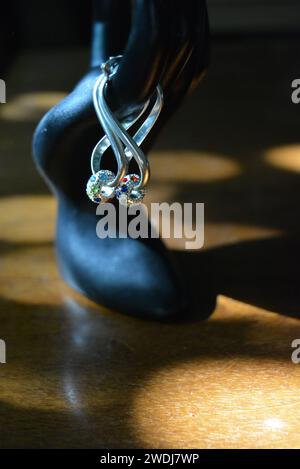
[[86, 56, 163, 206]]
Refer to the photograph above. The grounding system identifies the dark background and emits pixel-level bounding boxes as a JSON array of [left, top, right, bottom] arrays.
[[0, 0, 300, 449]]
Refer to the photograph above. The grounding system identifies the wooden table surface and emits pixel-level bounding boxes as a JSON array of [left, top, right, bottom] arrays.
[[0, 39, 300, 448]]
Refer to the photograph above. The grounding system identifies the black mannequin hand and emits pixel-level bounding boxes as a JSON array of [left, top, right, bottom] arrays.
[[33, 0, 211, 320]]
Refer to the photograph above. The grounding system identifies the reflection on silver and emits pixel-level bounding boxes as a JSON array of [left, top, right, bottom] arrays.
[[264, 417, 285, 431]]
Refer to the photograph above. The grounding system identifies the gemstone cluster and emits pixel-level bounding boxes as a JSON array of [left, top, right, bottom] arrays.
[[86, 172, 145, 206]]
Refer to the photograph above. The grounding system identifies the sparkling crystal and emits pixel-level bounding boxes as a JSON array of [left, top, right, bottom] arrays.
[[86, 170, 116, 204]]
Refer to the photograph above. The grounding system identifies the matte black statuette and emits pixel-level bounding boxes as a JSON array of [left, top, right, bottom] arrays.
[[33, 0, 210, 319]]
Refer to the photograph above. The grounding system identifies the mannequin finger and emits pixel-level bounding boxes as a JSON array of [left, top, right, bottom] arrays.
[[163, 0, 209, 104], [186, 0, 210, 95], [91, 0, 131, 68], [141, 3, 209, 152]]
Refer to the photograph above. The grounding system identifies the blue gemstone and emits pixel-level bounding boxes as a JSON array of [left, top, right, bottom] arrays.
[[121, 185, 128, 193], [91, 176, 96, 182]]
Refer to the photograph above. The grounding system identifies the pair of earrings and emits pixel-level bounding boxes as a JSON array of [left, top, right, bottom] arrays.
[[86, 56, 163, 207]]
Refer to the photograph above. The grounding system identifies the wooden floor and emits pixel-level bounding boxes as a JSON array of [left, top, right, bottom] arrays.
[[1, 38, 300, 448]]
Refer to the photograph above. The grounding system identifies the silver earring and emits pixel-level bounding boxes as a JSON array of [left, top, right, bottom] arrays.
[[86, 56, 163, 206]]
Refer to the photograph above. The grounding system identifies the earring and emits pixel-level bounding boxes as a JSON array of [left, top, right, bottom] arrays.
[[86, 56, 163, 206]]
